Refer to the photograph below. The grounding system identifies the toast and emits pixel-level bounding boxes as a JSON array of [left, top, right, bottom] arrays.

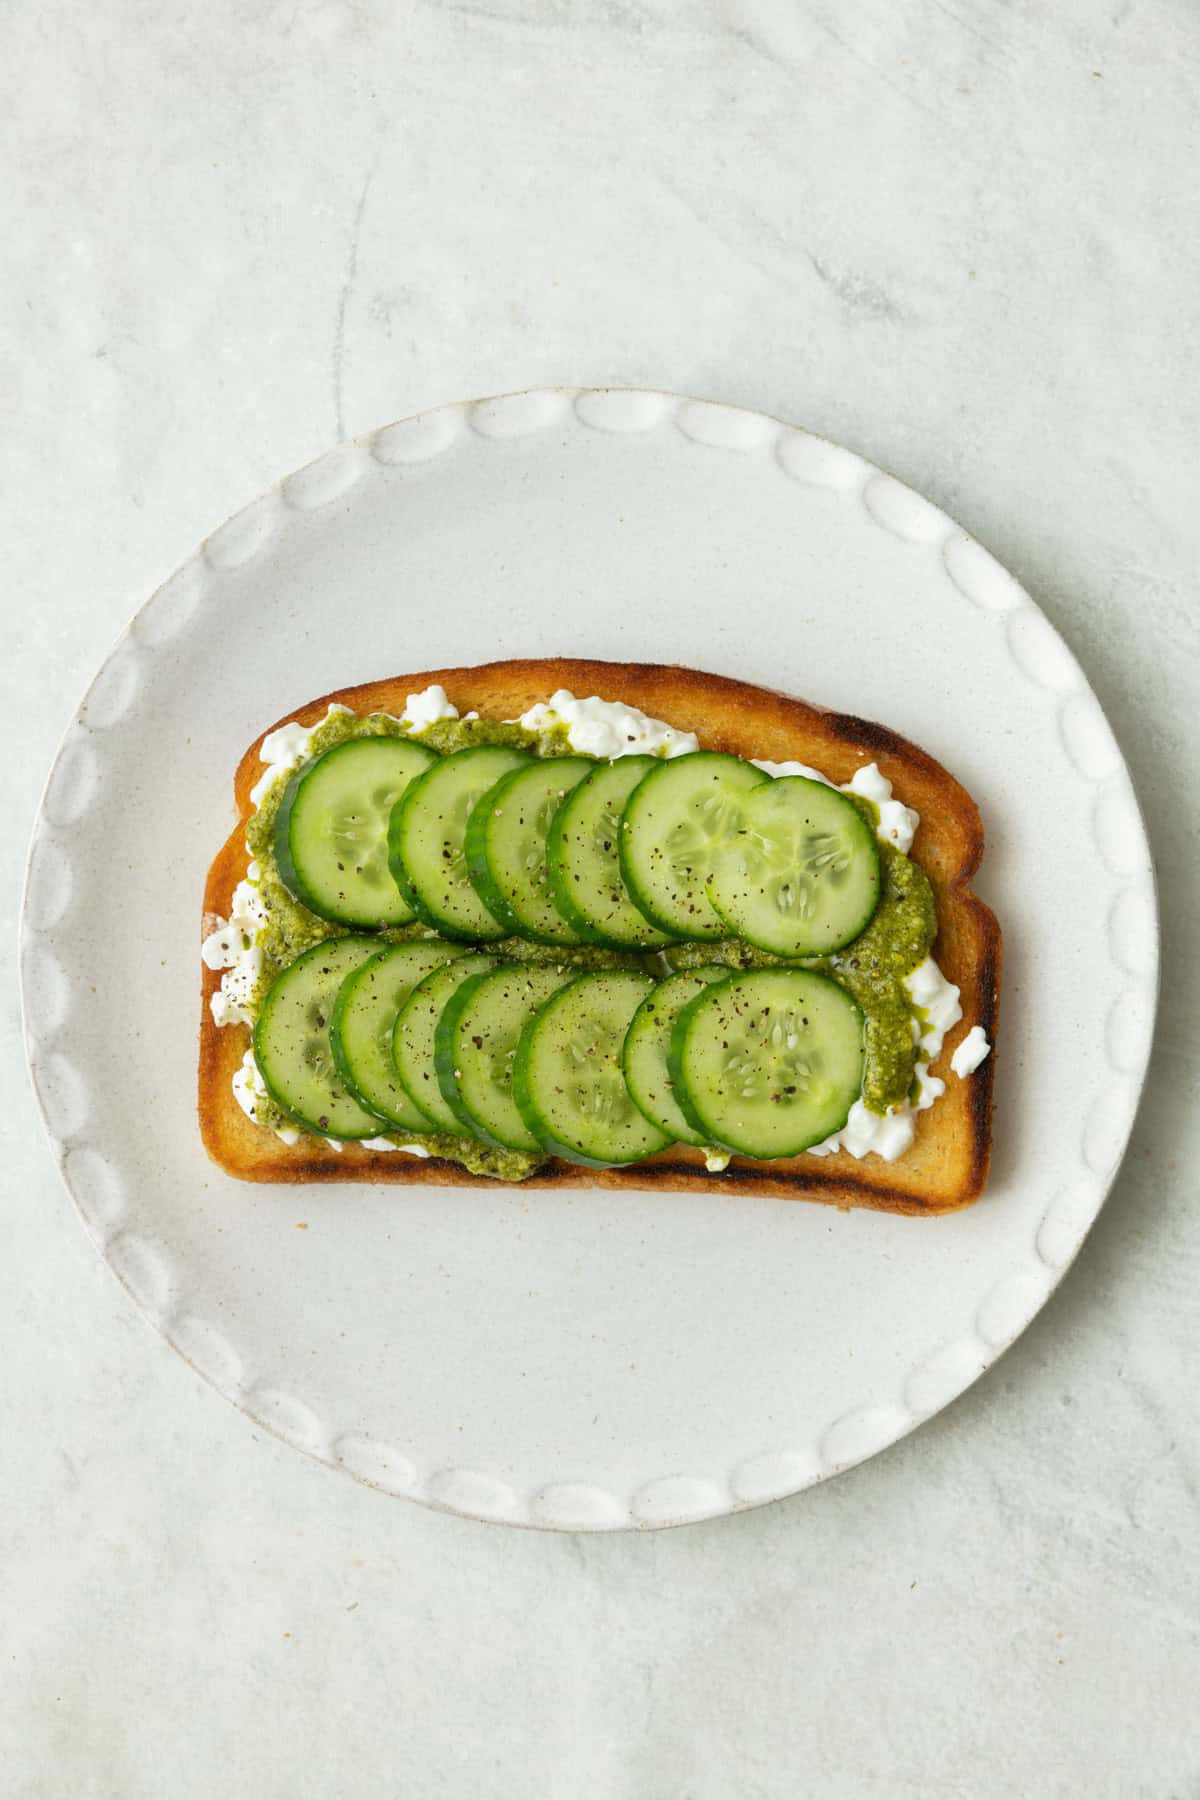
[[199, 659, 1001, 1215]]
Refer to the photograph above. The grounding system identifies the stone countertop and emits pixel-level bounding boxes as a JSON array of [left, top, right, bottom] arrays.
[[3, 2, 1197, 1794]]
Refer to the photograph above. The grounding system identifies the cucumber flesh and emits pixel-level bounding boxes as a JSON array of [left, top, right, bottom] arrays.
[[465, 757, 595, 944], [621, 966, 728, 1146], [389, 746, 531, 941], [393, 953, 499, 1133], [512, 972, 672, 1167], [619, 753, 770, 941], [330, 941, 469, 1131], [253, 936, 384, 1137], [546, 757, 677, 949], [707, 776, 880, 956], [668, 969, 864, 1158], [275, 737, 437, 927], [435, 962, 578, 1149]]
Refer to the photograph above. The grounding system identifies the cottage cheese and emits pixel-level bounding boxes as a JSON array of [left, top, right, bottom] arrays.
[[752, 757, 919, 854], [212, 686, 983, 1165], [951, 1024, 992, 1077], [518, 690, 700, 761]]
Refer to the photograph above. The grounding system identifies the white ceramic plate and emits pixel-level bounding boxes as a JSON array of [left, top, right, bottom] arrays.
[[21, 389, 1157, 1530]]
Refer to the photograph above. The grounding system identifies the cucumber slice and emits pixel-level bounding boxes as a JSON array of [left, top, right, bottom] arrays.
[[465, 756, 595, 944], [392, 952, 499, 1133], [330, 941, 469, 1130], [621, 966, 728, 1146], [668, 969, 864, 1158], [512, 972, 672, 1167], [253, 936, 384, 1137], [275, 737, 438, 927], [707, 777, 881, 956], [434, 962, 578, 1150], [619, 752, 770, 941], [545, 757, 677, 949], [389, 746, 531, 941]]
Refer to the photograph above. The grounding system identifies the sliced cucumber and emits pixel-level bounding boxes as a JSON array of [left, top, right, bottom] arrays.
[[389, 745, 531, 941], [621, 966, 728, 1146], [545, 757, 677, 949], [619, 752, 769, 941], [434, 962, 578, 1150], [275, 737, 438, 927], [253, 937, 384, 1137], [668, 969, 864, 1158], [465, 756, 595, 944], [512, 972, 672, 1167], [707, 776, 880, 956], [330, 941, 469, 1131], [392, 952, 498, 1133]]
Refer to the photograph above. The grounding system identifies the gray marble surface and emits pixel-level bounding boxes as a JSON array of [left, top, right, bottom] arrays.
[[4, 2, 1198, 1794]]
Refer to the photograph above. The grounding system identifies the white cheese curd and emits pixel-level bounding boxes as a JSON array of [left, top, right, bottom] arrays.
[[201, 886, 264, 972], [361, 1137, 432, 1157], [906, 955, 964, 1042], [751, 757, 833, 786], [216, 689, 957, 1165], [809, 1098, 920, 1161], [751, 758, 919, 854], [808, 955, 962, 1161], [951, 1024, 992, 1077], [205, 876, 269, 1026], [517, 690, 700, 761], [401, 684, 459, 733], [210, 950, 263, 1028], [843, 764, 921, 853], [232, 1049, 300, 1146], [248, 703, 354, 807]]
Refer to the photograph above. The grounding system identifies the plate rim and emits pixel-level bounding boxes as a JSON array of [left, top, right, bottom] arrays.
[[19, 386, 1161, 1530]]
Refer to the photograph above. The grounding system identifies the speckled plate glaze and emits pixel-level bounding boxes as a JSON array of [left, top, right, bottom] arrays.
[[21, 390, 1157, 1530]]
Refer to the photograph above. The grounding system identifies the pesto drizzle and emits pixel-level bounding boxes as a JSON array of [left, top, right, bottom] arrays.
[[236, 708, 939, 1172]]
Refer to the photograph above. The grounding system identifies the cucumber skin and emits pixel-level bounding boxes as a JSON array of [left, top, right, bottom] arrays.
[[511, 972, 668, 1169], [388, 749, 530, 942], [253, 936, 386, 1139], [391, 952, 499, 1134], [620, 966, 728, 1147], [432, 968, 508, 1143], [273, 765, 332, 921], [666, 970, 866, 1159], [274, 738, 437, 928], [617, 753, 770, 942], [705, 780, 882, 958], [330, 943, 464, 1132], [544, 758, 676, 951], [462, 769, 523, 936], [329, 948, 394, 1123], [664, 976, 741, 1145], [463, 760, 594, 946], [543, 789, 609, 946]]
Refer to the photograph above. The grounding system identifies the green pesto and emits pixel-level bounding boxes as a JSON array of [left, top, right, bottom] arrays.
[[381, 1132, 545, 1182], [240, 1078, 300, 1140], [243, 1091, 544, 1180], [245, 714, 434, 985], [244, 710, 576, 986], [491, 935, 651, 974], [662, 843, 936, 1114], [242, 710, 594, 1179], [418, 717, 576, 758], [238, 709, 936, 1170]]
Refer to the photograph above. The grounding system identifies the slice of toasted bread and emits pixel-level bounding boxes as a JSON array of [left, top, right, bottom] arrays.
[[199, 660, 1001, 1214]]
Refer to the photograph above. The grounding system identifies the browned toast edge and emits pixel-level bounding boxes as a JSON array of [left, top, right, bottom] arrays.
[[199, 659, 1002, 1215]]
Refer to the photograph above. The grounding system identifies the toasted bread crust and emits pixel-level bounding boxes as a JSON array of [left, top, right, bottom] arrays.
[[199, 660, 1001, 1214]]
